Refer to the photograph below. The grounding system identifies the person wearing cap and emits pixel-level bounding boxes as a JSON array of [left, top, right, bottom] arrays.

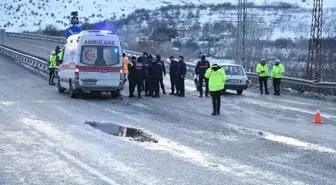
[[48, 50, 57, 85], [146, 55, 156, 97], [123, 53, 129, 84], [195, 55, 210, 97], [176, 56, 187, 97], [256, 59, 270, 94], [272, 59, 285, 96], [127, 56, 137, 98], [205, 63, 226, 116]]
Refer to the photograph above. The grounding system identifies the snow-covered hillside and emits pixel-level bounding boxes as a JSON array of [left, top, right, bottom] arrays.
[[0, 0, 335, 32]]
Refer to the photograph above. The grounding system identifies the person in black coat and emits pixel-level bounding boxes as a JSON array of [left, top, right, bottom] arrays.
[[195, 55, 210, 97], [169, 56, 178, 95], [176, 56, 187, 97], [135, 54, 148, 98], [150, 58, 163, 97], [156, 55, 166, 94], [127, 56, 137, 98], [146, 55, 155, 96]]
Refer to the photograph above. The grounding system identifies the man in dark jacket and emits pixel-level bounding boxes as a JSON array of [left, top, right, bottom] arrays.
[[169, 56, 178, 95], [135, 54, 148, 98], [150, 58, 163, 97], [127, 56, 137, 98], [156, 55, 166, 94], [176, 56, 187, 97], [195, 55, 210, 97], [146, 55, 154, 96]]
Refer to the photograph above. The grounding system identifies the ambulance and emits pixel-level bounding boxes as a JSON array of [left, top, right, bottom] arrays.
[[57, 30, 124, 98]]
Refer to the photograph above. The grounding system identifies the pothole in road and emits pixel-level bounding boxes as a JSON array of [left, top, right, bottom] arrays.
[[84, 121, 158, 143]]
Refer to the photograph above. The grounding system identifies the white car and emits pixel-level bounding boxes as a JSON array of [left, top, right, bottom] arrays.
[[194, 63, 249, 95]]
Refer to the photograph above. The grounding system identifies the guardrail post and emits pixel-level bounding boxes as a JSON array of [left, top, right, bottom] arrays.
[[0, 29, 4, 45]]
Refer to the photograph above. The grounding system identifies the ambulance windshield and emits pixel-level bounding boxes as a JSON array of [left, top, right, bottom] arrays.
[[81, 46, 120, 66]]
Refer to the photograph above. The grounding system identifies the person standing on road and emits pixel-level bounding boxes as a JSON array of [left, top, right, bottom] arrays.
[[127, 56, 137, 98], [123, 53, 129, 84], [169, 56, 178, 95], [151, 57, 163, 98], [48, 50, 57, 85], [156, 55, 166, 94], [205, 63, 226, 116], [55, 46, 63, 65], [136, 54, 148, 98], [195, 55, 210, 97], [272, 59, 285, 96], [256, 59, 270, 95], [147, 55, 155, 97], [176, 56, 187, 97]]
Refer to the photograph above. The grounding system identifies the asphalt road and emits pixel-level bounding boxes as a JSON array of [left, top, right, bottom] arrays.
[[0, 36, 336, 185]]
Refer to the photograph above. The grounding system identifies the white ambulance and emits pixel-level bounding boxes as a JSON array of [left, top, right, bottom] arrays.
[[57, 30, 124, 98]]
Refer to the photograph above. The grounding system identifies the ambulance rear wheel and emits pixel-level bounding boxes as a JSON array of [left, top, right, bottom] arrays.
[[58, 78, 65, 93], [69, 81, 77, 98], [110, 90, 120, 98]]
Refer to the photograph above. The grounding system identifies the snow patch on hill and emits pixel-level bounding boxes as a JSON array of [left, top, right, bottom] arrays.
[[0, 0, 335, 32]]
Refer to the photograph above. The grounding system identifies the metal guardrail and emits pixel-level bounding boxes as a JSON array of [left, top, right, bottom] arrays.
[[4, 32, 336, 94]]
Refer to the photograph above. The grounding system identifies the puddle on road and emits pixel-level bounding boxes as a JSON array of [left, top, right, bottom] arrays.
[[85, 121, 158, 143]]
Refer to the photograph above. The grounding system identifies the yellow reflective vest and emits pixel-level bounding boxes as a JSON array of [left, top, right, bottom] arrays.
[[204, 64, 226, 92], [57, 50, 63, 61], [272, 64, 285, 78], [49, 54, 57, 68], [256, 63, 269, 77]]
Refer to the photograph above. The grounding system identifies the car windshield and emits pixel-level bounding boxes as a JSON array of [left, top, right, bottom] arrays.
[[81, 46, 120, 66], [222, 65, 245, 76]]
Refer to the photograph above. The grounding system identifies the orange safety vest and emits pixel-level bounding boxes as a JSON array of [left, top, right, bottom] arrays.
[[123, 57, 129, 74]]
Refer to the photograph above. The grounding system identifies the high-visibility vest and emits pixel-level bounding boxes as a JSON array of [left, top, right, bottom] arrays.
[[123, 57, 129, 73], [49, 54, 57, 68], [256, 63, 269, 77], [57, 50, 63, 61], [272, 64, 285, 78]]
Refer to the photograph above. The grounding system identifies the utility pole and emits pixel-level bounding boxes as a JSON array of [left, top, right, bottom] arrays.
[[307, 0, 323, 80], [236, 0, 247, 69]]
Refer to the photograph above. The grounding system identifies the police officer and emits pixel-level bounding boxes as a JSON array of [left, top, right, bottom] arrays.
[[49, 50, 57, 85], [256, 59, 270, 95], [195, 55, 210, 97], [142, 52, 150, 95], [146, 55, 154, 97], [55, 46, 63, 65], [204, 63, 226, 116], [272, 59, 285, 96], [176, 56, 187, 97], [127, 56, 137, 98], [169, 56, 178, 95], [156, 55, 166, 94], [136, 54, 147, 98], [151, 57, 162, 98]]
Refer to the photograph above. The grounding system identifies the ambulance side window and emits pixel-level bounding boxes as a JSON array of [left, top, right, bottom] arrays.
[[63, 47, 76, 64], [63, 47, 71, 64]]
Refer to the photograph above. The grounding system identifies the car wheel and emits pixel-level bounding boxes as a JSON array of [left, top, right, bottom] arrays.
[[69, 81, 77, 98], [237, 90, 243, 95], [57, 78, 65, 93]]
